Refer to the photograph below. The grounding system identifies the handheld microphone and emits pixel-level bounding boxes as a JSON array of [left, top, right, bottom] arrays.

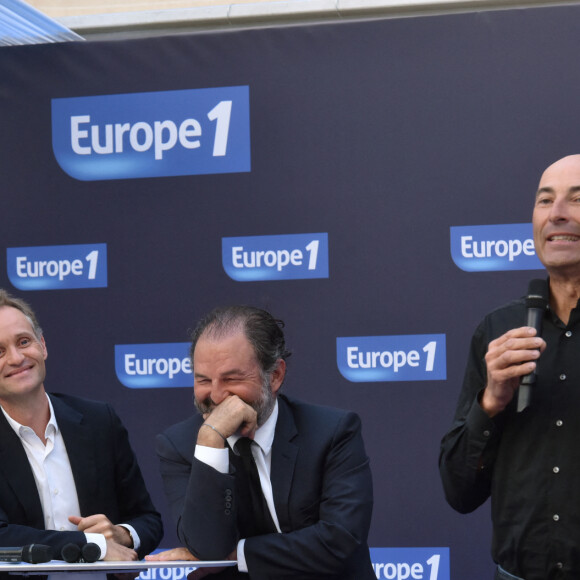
[[0, 544, 52, 563], [61, 542, 101, 563], [517, 278, 549, 412]]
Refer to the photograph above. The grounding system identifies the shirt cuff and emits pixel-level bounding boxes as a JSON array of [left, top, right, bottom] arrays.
[[195, 444, 229, 474], [467, 391, 500, 439], [84, 533, 107, 560], [118, 523, 141, 551], [236, 539, 248, 573]]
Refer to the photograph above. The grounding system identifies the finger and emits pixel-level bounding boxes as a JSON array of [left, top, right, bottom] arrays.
[[147, 548, 196, 561], [489, 337, 543, 360], [495, 347, 541, 371], [486, 341, 542, 372], [239, 422, 257, 439], [73, 517, 91, 532], [172, 548, 197, 560], [107, 546, 138, 562], [488, 327, 537, 351], [155, 549, 183, 561], [75, 514, 109, 531], [79, 520, 106, 533], [205, 396, 257, 438]]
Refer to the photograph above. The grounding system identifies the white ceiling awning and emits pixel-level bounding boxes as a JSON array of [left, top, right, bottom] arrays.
[[0, 0, 83, 46]]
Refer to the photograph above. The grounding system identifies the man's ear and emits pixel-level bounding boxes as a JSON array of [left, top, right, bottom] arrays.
[[270, 359, 286, 394], [40, 335, 47, 360]]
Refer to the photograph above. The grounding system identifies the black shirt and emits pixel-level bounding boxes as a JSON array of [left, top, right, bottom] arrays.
[[439, 288, 580, 580]]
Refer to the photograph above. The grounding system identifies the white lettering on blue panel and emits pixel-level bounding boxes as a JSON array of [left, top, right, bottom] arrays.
[[137, 565, 196, 579], [7, 244, 107, 290], [450, 223, 543, 272], [370, 547, 450, 580], [222, 233, 329, 281], [52, 87, 250, 181], [337, 335, 446, 382], [115, 343, 192, 389]]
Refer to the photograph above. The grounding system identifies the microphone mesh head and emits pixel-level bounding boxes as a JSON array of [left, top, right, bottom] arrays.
[[25, 544, 52, 564], [526, 279, 549, 309], [81, 542, 101, 563], [61, 543, 81, 563]]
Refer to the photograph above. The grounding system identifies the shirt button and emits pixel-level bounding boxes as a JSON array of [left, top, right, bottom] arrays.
[[556, 420, 563, 427], [483, 430, 491, 438], [559, 374, 567, 381], [553, 514, 560, 521], [565, 330, 572, 337], [553, 466, 560, 474], [557, 562, 564, 569]]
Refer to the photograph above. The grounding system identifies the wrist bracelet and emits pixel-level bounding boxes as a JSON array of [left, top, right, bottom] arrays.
[[201, 423, 228, 442]]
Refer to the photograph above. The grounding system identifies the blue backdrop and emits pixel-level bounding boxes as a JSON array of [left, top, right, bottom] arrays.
[[2, 4, 579, 578]]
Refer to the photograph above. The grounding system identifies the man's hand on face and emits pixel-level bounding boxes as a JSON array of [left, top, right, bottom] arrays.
[[197, 395, 258, 447]]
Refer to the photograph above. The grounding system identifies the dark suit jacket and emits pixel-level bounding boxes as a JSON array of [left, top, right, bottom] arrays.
[[156, 394, 375, 580], [0, 393, 163, 562]]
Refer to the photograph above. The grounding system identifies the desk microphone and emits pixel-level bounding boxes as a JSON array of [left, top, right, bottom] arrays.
[[61, 542, 101, 563], [61, 543, 81, 563], [81, 542, 101, 563], [0, 544, 52, 563], [517, 278, 549, 412]]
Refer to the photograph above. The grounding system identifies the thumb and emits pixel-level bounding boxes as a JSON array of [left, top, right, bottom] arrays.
[[68, 515, 82, 526]]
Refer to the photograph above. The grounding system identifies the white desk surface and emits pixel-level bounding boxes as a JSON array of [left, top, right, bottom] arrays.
[[0, 559, 236, 575]]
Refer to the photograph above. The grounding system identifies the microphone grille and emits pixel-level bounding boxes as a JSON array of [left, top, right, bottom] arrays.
[[526, 278, 549, 308], [25, 544, 52, 564], [81, 542, 101, 563], [61, 543, 81, 563]]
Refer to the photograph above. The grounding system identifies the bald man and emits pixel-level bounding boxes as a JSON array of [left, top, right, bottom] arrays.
[[440, 155, 580, 580]]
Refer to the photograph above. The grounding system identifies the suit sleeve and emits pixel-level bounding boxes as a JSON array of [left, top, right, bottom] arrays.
[[104, 404, 164, 558], [0, 516, 87, 558], [156, 428, 239, 560], [243, 411, 373, 578]]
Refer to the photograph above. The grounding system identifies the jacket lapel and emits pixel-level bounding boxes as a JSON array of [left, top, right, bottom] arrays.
[[270, 396, 298, 532], [50, 395, 98, 514], [0, 412, 45, 527]]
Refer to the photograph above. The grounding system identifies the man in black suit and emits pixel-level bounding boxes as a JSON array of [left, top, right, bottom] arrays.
[[147, 305, 374, 579], [0, 289, 163, 563]]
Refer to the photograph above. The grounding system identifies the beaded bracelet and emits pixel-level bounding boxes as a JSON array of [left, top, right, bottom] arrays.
[[200, 423, 228, 442]]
